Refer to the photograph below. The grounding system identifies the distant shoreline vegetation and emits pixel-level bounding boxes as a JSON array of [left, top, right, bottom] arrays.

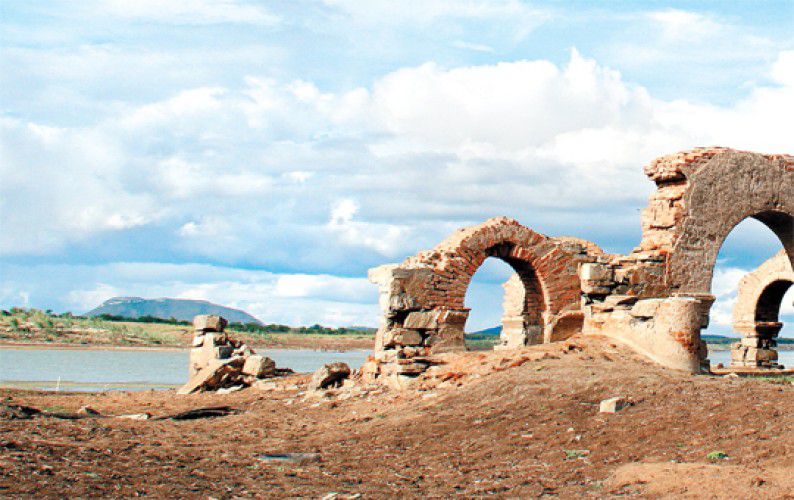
[[0, 308, 376, 337]]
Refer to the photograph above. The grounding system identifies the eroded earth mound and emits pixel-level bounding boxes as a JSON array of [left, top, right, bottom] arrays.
[[1, 336, 793, 498]]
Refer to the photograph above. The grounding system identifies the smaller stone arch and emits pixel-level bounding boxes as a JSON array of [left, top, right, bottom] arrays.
[[367, 217, 601, 382], [730, 250, 794, 368]]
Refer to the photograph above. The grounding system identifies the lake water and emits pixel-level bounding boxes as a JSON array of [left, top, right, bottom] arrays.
[[708, 348, 794, 368], [0, 348, 370, 392], [2, 346, 791, 392]]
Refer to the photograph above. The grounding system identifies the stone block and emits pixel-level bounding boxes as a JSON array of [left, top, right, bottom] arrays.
[[630, 299, 663, 319], [396, 363, 427, 376], [215, 345, 234, 359], [242, 355, 276, 378], [177, 357, 243, 395], [580, 263, 613, 282], [309, 362, 351, 390], [599, 397, 629, 413], [193, 315, 228, 332], [403, 311, 442, 329], [392, 330, 424, 346], [382, 328, 420, 348], [191, 334, 205, 347], [741, 337, 765, 348], [581, 283, 612, 295], [744, 347, 778, 362]]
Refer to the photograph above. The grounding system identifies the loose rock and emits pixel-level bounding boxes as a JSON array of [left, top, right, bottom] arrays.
[[310, 362, 351, 390], [599, 397, 630, 413]]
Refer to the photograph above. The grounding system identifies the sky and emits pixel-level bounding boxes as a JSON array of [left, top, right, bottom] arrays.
[[1, 0, 793, 334]]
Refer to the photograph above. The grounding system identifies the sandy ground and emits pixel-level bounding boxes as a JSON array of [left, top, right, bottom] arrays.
[[1, 335, 793, 498]]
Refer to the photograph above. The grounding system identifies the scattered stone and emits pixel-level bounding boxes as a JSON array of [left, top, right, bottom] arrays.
[[242, 355, 276, 378], [77, 406, 100, 416], [255, 452, 320, 464], [178, 357, 244, 395], [599, 397, 630, 413], [216, 385, 245, 395], [179, 315, 288, 394], [164, 406, 237, 420], [193, 315, 227, 332], [310, 362, 351, 390], [117, 413, 151, 420], [252, 380, 279, 391]]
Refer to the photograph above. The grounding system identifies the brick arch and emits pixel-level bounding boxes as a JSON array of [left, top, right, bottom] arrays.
[[405, 217, 586, 319], [637, 148, 794, 297], [368, 217, 600, 372], [733, 250, 794, 331], [730, 250, 794, 368]]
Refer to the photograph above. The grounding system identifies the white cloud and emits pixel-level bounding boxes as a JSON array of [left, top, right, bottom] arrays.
[[708, 267, 750, 327], [0, 117, 159, 255], [5, 48, 794, 261], [67, 284, 122, 312], [326, 199, 411, 256], [5, 38, 794, 326], [325, 0, 550, 32], [452, 40, 495, 53], [96, 0, 281, 26], [648, 9, 722, 41]]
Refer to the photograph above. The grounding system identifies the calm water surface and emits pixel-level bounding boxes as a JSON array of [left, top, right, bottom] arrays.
[[2, 347, 791, 392], [709, 349, 794, 367], [0, 348, 370, 392]]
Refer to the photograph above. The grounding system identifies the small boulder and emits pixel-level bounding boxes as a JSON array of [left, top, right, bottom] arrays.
[[310, 362, 351, 390], [77, 406, 100, 417], [116, 413, 151, 420], [242, 355, 276, 378], [599, 396, 629, 413]]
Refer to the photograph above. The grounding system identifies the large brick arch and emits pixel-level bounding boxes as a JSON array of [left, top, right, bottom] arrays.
[[637, 148, 794, 296], [368, 217, 600, 373]]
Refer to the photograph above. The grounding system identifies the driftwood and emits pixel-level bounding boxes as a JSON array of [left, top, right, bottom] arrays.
[[156, 406, 239, 420]]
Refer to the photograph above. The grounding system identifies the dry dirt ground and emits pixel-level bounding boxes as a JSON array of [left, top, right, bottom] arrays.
[[1, 336, 793, 498]]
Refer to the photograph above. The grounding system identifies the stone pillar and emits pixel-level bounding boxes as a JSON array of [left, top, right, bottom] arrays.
[[730, 321, 783, 369], [189, 315, 229, 377]]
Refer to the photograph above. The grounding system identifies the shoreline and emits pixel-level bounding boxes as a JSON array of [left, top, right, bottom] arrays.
[[2, 340, 793, 352], [0, 341, 372, 353]]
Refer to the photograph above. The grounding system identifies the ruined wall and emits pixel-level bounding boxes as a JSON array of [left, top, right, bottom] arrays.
[[580, 148, 794, 372], [730, 250, 794, 368], [366, 217, 600, 385], [366, 148, 793, 381]]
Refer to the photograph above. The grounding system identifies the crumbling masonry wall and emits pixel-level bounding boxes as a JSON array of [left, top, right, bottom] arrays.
[[730, 250, 793, 368], [579, 148, 794, 372], [367, 148, 793, 381], [366, 217, 601, 383]]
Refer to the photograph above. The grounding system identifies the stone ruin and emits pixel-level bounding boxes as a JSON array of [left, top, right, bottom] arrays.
[[366, 148, 793, 385], [364, 218, 602, 385], [178, 315, 288, 394], [730, 250, 793, 369]]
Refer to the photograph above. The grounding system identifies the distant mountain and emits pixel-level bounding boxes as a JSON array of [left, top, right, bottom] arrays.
[[469, 326, 502, 336], [85, 297, 262, 325]]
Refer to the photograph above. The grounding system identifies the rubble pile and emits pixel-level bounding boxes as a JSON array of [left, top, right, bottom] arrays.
[[178, 315, 287, 394]]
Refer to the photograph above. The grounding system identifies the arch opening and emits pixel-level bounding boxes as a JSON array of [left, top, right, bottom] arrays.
[[463, 243, 547, 350], [755, 280, 793, 323], [706, 217, 793, 370]]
